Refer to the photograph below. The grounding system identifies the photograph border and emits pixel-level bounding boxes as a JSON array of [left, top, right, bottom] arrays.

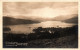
[[0, 0, 79, 50]]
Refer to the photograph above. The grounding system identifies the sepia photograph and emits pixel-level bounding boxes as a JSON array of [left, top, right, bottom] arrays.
[[3, 2, 78, 48]]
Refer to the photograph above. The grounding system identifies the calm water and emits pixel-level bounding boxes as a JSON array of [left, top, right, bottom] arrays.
[[6, 21, 76, 34]]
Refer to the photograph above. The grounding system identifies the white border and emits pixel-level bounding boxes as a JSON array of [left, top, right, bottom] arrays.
[[0, 0, 79, 50]]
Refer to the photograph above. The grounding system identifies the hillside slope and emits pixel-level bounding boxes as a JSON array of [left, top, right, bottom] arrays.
[[3, 16, 40, 25]]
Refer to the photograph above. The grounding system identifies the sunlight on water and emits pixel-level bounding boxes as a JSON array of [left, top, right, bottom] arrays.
[[6, 21, 76, 34], [39, 21, 75, 28]]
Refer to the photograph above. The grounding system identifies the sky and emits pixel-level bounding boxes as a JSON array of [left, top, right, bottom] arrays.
[[3, 2, 78, 20]]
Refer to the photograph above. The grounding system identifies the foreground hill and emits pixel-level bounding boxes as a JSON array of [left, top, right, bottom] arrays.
[[3, 16, 40, 25]]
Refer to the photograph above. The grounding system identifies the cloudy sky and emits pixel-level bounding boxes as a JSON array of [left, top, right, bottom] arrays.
[[3, 2, 78, 19]]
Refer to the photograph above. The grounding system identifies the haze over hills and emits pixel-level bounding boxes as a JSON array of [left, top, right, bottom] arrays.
[[52, 14, 78, 24], [3, 14, 78, 26], [3, 16, 40, 25], [52, 14, 77, 21], [3, 16, 51, 22], [63, 16, 78, 24]]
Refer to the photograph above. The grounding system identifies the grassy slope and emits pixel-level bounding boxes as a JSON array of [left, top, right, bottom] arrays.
[[27, 34, 78, 48]]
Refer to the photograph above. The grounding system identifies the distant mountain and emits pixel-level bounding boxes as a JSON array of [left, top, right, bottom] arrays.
[[62, 16, 78, 24], [52, 14, 78, 21], [3, 16, 40, 25], [3, 16, 50, 22]]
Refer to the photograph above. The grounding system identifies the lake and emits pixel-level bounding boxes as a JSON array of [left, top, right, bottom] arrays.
[[5, 21, 76, 34]]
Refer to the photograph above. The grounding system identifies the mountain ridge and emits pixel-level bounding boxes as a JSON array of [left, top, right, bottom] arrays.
[[62, 16, 78, 24], [3, 16, 40, 26]]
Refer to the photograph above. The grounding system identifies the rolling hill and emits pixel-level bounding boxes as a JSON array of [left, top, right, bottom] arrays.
[[52, 14, 78, 21], [62, 16, 78, 24], [3, 16, 40, 25]]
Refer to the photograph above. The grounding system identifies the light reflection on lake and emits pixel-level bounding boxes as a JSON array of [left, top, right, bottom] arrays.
[[6, 21, 76, 34]]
